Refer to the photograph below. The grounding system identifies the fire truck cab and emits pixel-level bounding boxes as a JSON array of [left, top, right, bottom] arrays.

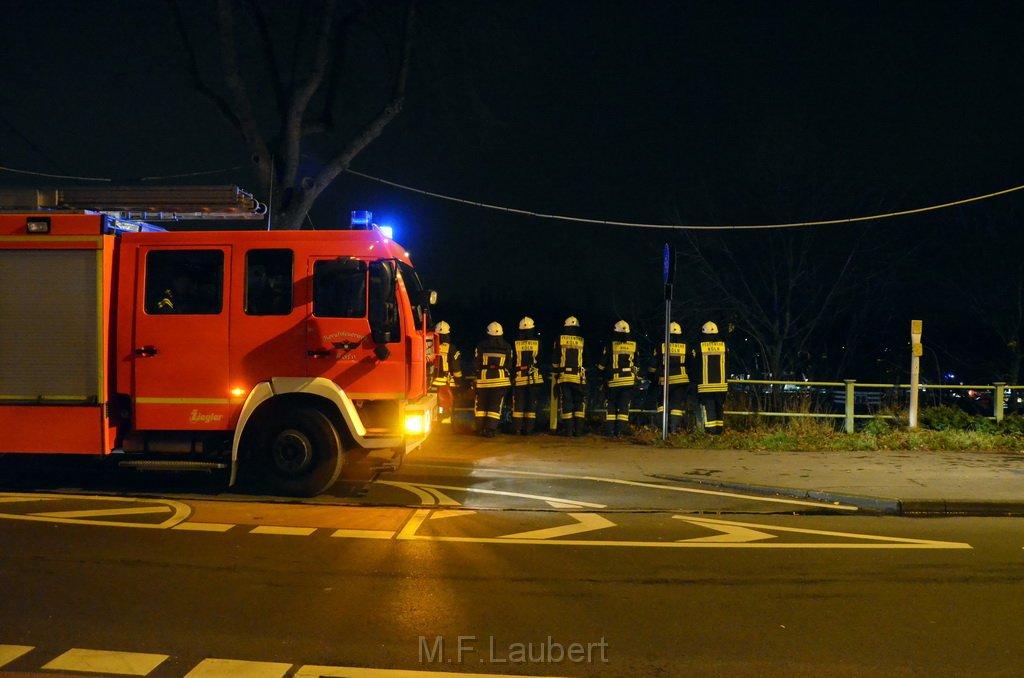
[[0, 186, 437, 496]]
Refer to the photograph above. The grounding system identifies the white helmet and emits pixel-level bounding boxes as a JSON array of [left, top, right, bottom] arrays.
[[435, 321, 450, 335], [564, 316, 580, 328], [487, 321, 503, 336], [702, 321, 719, 335], [614, 320, 630, 333], [519, 316, 535, 330], [670, 322, 682, 335]]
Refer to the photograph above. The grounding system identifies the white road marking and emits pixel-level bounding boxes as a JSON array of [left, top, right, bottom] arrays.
[[383, 481, 605, 509], [675, 516, 776, 543], [430, 509, 477, 519], [330, 528, 396, 539], [249, 526, 316, 536], [43, 648, 168, 675], [378, 481, 439, 505], [0, 493, 191, 529], [184, 658, 291, 677], [32, 506, 172, 519], [0, 644, 33, 668], [500, 512, 617, 540], [405, 464, 859, 511], [396, 509, 972, 549], [172, 522, 234, 532], [546, 500, 584, 509]]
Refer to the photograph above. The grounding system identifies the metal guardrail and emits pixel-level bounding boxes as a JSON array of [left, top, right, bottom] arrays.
[[444, 380, 1019, 434], [726, 379, 1015, 432]]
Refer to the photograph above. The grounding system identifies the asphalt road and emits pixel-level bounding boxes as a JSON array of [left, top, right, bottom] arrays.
[[1, 442, 1023, 677]]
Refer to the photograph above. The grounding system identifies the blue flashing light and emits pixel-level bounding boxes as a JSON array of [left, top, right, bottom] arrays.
[[379, 224, 394, 239], [350, 210, 373, 228], [944, 373, 955, 381]]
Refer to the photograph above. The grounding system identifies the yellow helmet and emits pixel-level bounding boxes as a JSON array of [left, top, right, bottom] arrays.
[[670, 322, 682, 335], [519, 316, 536, 330], [702, 321, 719, 335], [614, 320, 630, 333], [434, 321, 450, 334], [564, 316, 580, 328], [486, 321, 504, 336]]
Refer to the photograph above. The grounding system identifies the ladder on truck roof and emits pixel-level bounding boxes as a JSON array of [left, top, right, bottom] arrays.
[[0, 185, 267, 221]]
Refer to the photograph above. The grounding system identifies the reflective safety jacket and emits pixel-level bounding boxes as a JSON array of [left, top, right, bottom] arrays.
[[695, 339, 728, 394], [552, 333, 585, 384], [474, 336, 513, 388], [649, 341, 689, 385], [432, 339, 462, 388], [514, 337, 544, 387], [598, 337, 637, 388]]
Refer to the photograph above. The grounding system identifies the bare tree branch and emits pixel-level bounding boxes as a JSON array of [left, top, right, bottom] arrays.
[[167, 0, 242, 132]]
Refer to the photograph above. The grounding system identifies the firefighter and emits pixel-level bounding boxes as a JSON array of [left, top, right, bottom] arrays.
[[552, 316, 587, 436], [649, 321, 690, 434], [693, 321, 728, 435], [473, 321, 513, 437], [511, 316, 544, 435], [597, 320, 638, 436], [431, 321, 463, 424]]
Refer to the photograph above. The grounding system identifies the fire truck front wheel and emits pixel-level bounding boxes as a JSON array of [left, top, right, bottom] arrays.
[[262, 408, 344, 497]]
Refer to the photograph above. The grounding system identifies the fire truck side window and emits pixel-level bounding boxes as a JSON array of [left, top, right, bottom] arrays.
[[245, 249, 293, 315], [313, 259, 367, 318], [369, 260, 400, 343], [145, 250, 224, 315]]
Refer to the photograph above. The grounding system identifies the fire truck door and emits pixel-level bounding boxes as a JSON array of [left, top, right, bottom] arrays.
[[305, 257, 406, 395], [132, 247, 231, 430]]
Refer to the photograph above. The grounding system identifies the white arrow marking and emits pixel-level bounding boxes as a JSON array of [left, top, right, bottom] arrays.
[[675, 516, 777, 543], [499, 512, 616, 540], [430, 510, 476, 520], [546, 500, 587, 509], [672, 515, 972, 547]]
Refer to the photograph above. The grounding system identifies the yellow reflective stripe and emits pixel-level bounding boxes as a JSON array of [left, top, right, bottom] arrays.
[[0, 395, 94, 401], [0, 235, 103, 245]]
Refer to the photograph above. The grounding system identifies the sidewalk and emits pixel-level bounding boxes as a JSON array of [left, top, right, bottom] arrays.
[[418, 431, 1024, 516]]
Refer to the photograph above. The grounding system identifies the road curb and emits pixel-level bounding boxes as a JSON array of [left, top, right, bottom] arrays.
[[651, 475, 1024, 516]]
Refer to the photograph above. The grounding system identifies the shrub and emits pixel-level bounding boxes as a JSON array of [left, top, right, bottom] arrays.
[[861, 418, 895, 436], [919, 405, 973, 431], [999, 414, 1024, 436]]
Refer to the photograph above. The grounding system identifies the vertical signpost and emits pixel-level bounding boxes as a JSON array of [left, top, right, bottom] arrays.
[[909, 319, 923, 429], [662, 244, 676, 440]]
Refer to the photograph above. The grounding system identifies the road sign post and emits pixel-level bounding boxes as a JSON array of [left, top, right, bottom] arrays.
[[909, 319, 923, 429], [662, 244, 676, 440]]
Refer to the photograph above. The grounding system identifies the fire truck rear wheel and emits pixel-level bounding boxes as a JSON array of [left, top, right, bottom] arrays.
[[263, 408, 343, 497]]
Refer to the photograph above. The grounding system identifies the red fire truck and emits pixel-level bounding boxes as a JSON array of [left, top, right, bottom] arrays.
[[0, 186, 437, 496]]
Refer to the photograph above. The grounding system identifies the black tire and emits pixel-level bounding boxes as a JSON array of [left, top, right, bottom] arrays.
[[262, 408, 343, 497]]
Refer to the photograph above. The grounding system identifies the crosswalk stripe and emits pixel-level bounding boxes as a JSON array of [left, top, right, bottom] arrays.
[[330, 528, 395, 539], [249, 525, 317, 536], [184, 658, 291, 677], [0, 645, 33, 668], [171, 522, 234, 532], [43, 648, 169, 675]]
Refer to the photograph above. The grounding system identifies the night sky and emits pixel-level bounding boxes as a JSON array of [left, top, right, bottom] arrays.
[[3, 1, 1024, 382]]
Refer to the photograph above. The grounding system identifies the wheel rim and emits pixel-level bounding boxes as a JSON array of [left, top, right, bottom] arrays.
[[270, 429, 315, 476]]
